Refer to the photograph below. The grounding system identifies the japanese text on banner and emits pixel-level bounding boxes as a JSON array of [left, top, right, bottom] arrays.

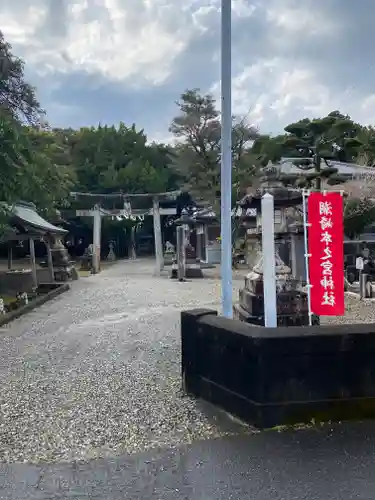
[[307, 192, 344, 316]]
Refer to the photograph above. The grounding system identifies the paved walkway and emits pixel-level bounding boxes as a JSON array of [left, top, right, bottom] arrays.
[[2, 422, 375, 499], [1, 260, 375, 498]]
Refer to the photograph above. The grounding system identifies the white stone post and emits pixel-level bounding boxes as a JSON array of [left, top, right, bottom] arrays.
[[153, 197, 164, 275], [261, 193, 277, 327], [92, 205, 102, 274]]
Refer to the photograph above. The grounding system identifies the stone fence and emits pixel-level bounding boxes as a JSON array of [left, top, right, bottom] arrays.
[[0, 269, 52, 295]]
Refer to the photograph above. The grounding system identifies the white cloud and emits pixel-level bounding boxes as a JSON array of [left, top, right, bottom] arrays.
[[263, 0, 341, 56], [1, 0, 374, 138], [1, 0, 259, 87], [211, 58, 331, 121], [359, 95, 375, 126], [1, 0, 219, 85], [265, 0, 339, 38], [210, 56, 375, 134], [232, 0, 256, 18]]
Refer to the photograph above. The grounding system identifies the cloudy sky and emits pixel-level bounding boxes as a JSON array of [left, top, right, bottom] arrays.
[[1, 0, 375, 142]]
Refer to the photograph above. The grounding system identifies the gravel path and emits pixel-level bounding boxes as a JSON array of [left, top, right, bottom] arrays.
[[322, 293, 375, 324], [0, 260, 372, 464], [0, 260, 247, 464]]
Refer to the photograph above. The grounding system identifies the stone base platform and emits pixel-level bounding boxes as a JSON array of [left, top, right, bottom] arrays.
[[171, 265, 204, 279]]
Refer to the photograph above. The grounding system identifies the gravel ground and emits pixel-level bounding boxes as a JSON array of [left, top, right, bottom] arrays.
[[322, 293, 375, 324], [0, 260, 247, 464], [0, 260, 372, 464]]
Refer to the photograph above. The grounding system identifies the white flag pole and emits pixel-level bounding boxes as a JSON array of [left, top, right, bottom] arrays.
[[302, 189, 313, 325]]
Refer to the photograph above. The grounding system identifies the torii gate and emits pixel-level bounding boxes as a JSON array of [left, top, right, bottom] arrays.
[[71, 190, 180, 275]]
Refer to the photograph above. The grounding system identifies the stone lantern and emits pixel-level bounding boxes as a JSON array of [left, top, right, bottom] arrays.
[[233, 177, 319, 326]]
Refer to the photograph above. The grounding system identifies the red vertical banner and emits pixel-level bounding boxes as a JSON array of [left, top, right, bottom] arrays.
[[307, 192, 345, 316]]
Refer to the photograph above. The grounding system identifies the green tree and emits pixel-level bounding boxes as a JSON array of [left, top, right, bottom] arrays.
[[354, 126, 375, 166], [63, 123, 177, 197], [0, 113, 32, 204], [23, 127, 75, 211], [0, 31, 43, 125], [253, 112, 363, 189], [344, 197, 375, 240], [0, 113, 74, 231], [170, 88, 260, 208], [0, 30, 76, 227]]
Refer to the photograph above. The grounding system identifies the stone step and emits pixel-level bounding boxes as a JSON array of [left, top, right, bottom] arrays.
[[170, 265, 204, 279]]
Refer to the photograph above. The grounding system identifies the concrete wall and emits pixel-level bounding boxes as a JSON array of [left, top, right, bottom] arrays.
[[181, 309, 375, 428]]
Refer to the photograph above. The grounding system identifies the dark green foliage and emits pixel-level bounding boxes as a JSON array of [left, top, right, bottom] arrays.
[[63, 124, 178, 197], [0, 31, 43, 125], [169, 88, 260, 209], [3, 25, 375, 242], [253, 111, 365, 190], [344, 198, 375, 240]]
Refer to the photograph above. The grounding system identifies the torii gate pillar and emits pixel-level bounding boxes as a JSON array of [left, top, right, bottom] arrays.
[[153, 197, 164, 275], [92, 205, 102, 274]]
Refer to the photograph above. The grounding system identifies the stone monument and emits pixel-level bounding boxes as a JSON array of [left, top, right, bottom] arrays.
[[81, 244, 93, 272], [171, 209, 203, 279], [233, 167, 319, 326], [107, 241, 116, 261], [164, 241, 175, 266]]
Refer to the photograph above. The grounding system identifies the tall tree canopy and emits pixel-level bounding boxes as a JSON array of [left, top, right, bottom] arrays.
[[169, 88, 260, 208], [0, 31, 43, 125], [0, 31, 72, 220], [60, 123, 179, 196], [355, 126, 375, 166], [3, 28, 375, 232], [253, 111, 364, 189]]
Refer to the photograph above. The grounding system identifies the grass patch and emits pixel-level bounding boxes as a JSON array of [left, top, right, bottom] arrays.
[[78, 270, 91, 277]]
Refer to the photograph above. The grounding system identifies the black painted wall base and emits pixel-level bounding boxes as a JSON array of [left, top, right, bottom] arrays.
[[181, 309, 375, 429]]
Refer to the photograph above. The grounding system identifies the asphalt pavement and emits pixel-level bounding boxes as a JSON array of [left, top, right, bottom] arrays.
[[1, 422, 375, 499]]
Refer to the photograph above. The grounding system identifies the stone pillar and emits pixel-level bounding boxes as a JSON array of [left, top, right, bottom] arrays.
[[128, 225, 137, 260], [196, 224, 204, 261], [29, 238, 38, 289], [45, 237, 55, 281], [7, 242, 12, 270], [261, 194, 277, 327], [92, 205, 102, 274], [176, 225, 186, 281], [290, 233, 297, 278], [153, 197, 164, 275], [203, 226, 208, 262]]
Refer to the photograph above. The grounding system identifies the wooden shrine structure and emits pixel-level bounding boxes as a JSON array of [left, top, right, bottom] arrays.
[[3, 201, 68, 288]]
